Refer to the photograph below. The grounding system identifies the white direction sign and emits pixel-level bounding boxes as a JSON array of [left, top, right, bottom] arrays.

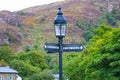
[[63, 44, 84, 52], [44, 43, 84, 53], [44, 43, 58, 53]]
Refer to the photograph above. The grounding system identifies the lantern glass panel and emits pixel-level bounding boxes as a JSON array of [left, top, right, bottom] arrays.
[[54, 23, 66, 37]]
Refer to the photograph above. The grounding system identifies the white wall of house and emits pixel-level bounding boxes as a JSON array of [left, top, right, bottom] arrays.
[[17, 75, 22, 80]]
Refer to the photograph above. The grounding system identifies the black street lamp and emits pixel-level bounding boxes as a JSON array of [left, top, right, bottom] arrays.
[[44, 7, 84, 80], [54, 7, 67, 80]]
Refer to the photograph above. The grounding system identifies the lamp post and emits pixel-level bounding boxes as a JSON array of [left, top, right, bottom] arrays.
[[54, 7, 67, 80], [44, 7, 84, 80]]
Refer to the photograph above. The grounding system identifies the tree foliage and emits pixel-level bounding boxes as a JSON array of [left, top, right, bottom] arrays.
[[64, 25, 120, 80], [29, 69, 54, 80], [8, 51, 51, 79], [18, 51, 48, 70], [45, 55, 59, 73], [0, 46, 14, 63], [10, 59, 41, 77], [0, 60, 8, 67]]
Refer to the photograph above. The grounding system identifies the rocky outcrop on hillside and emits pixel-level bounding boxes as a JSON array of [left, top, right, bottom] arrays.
[[0, 26, 22, 46], [90, 0, 120, 12], [0, 11, 23, 26]]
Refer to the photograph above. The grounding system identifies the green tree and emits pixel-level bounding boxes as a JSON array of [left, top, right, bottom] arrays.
[[0, 46, 14, 63], [0, 60, 8, 67], [45, 55, 59, 73], [18, 51, 48, 70], [105, 13, 117, 26], [29, 69, 54, 80], [64, 25, 120, 80], [10, 59, 41, 77], [63, 53, 86, 80], [85, 25, 120, 80]]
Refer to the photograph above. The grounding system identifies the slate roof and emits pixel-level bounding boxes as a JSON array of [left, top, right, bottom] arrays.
[[0, 67, 18, 74]]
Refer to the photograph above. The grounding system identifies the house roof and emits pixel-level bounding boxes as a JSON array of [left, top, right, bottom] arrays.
[[0, 66, 18, 74]]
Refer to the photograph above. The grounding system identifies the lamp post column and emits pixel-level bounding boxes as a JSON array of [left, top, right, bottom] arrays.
[[58, 37, 63, 80], [54, 7, 67, 80]]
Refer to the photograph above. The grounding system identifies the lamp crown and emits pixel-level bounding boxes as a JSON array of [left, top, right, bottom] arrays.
[[54, 7, 67, 24], [57, 7, 63, 15], [58, 7, 61, 10]]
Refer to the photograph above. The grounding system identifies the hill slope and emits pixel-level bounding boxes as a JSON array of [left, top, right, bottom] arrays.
[[0, 0, 119, 52]]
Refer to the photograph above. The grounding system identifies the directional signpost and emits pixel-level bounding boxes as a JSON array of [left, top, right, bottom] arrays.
[[63, 44, 84, 52], [44, 7, 85, 80], [44, 43, 59, 53], [44, 42, 84, 80], [44, 43, 84, 53]]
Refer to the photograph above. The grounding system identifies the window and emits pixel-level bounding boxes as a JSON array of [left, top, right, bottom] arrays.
[[8, 74, 13, 80], [0, 75, 2, 80]]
